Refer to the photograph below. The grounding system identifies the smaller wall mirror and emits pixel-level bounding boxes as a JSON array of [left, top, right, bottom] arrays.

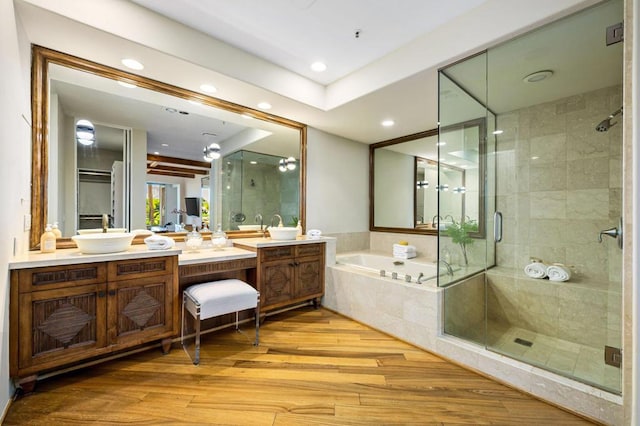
[[370, 120, 485, 236]]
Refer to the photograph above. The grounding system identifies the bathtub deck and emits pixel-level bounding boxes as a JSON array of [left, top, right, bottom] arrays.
[[4, 307, 595, 425]]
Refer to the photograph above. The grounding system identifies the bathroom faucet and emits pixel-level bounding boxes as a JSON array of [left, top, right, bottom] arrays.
[[271, 214, 283, 228], [417, 272, 426, 284], [444, 214, 455, 223], [255, 213, 263, 230], [102, 214, 109, 233], [431, 215, 442, 228], [438, 259, 454, 277]]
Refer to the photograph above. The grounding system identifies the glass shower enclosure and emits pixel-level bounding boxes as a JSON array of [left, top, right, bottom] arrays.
[[439, 0, 623, 394]]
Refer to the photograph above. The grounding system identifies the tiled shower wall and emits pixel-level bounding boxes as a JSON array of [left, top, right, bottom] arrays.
[[490, 85, 623, 348], [495, 84, 622, 282]]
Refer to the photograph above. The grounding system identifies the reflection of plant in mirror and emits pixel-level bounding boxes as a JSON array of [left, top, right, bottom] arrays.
[[201, 199, 210, 223], [146, 198, 161, 226], [446, 219, 478, 266], [289, 216, 299, 226]]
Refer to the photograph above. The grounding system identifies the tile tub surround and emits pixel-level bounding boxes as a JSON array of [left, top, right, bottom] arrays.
[[369, 231, 437, 260], [324, 261, 623, 424]]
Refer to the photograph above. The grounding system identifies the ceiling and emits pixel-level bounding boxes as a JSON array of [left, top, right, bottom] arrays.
[[130, 0, 487, 85], [16, 0, 602, 144]]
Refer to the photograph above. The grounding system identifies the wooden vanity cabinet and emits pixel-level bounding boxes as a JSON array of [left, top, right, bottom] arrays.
[[237, 242, 325, 313], [10, 256, 178, 383]]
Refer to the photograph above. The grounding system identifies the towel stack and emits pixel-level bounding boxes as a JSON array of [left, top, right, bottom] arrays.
[[393, 243, 416, 259], [144, 235, 175, 250]]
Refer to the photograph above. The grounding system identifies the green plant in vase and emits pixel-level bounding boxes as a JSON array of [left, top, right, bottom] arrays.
[[446, 219, 478, 266]]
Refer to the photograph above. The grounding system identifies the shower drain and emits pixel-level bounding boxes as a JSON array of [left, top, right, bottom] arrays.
[[514, 337, 533, 347]]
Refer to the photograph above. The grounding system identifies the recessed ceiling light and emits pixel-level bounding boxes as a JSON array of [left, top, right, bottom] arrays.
[[436, 141, 447, 146], [161, 143, 169, 147], [153, 151, 159, 155], [531, 156, 540, 160], [258, 102, 272, 110], [118, 81, 136, 88], [121, 58, 144, 70], [493, 129, 504, 135], [523, 70, 553, 83], [310, 61, 327, 72], [250, 161, 258, 165], [381, 119, 394, 127], [200, 84, 217, 93]]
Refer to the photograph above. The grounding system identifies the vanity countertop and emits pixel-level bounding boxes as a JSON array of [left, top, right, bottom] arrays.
[[232, 236, 334, 249], [177, 244, 256, 265], [9, 244, 183, 270]]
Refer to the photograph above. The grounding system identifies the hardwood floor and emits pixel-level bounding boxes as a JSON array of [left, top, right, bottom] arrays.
[[5, 307, 596, 425]]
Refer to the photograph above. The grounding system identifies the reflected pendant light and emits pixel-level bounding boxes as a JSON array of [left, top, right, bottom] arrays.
[[76, 119, 95, 146]]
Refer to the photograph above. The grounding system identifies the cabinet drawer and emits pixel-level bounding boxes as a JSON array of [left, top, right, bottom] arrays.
[[260, 246, 294, 262], [295, 243, 324, 258], [108, 256, 174, 281], [18, 263, 106, 293]]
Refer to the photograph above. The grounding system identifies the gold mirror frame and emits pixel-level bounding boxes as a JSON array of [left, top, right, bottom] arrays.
[[30, 45, 307, 250]]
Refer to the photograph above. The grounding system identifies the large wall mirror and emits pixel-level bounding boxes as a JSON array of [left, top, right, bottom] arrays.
[[30, 46, 306, 249], [370, 120, 485, 236]]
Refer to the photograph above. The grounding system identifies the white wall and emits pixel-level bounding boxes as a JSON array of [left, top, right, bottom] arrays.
[[0, 0, 32, 417], [632, 0, 639, 423], [306, 127, 369, 234]]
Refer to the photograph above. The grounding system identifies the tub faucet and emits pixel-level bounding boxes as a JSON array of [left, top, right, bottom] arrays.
[[438, 259, 454, 277], [417, 272, 426, 284], [431, 215, 442, 228], [271, 214, 283, 227], [102, 214, 109, 233]]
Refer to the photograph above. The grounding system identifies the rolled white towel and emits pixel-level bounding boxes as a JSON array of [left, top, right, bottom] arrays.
[[547, 264, 571, 282], [393, 244, 416, 253], [144, 235, 175, 250], [524, 262, 548, 279], [306, 229, 322, 240]]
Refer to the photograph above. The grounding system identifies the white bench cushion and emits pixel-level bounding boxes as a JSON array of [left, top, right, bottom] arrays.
[[184, 279, 258, 319]]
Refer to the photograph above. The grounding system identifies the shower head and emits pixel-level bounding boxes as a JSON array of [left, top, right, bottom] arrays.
[[595, 107, 623, 132]]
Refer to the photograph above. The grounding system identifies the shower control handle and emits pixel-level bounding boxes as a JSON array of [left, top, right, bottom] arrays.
[[598, 217, 623, 249]]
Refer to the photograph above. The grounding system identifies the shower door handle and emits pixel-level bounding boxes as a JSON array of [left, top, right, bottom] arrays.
[[493, 211, 503, 243], [598, 217, 623, 249]]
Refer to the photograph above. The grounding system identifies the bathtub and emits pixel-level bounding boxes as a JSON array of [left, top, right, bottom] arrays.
[[336, 252, 438, 284]]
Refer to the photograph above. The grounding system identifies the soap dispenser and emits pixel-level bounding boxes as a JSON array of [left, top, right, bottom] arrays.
[[40, 224, 57, 253], [51, 222, 62, 238], [296, 220, 302, 237]]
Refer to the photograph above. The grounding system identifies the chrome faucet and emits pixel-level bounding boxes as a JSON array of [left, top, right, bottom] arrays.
[[255, 213, 263, 230], [417, 272, 426, 284], [102, 214, 109, 233], [438, 259, 454, 277], [271, 214, 283, 227], [444, 214, 455, 223], [431, 215, 442, 228]]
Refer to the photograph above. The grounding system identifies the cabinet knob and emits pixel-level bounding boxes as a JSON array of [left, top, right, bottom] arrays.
[[108, 289, 116, 296], [98, 291, 106, 298]]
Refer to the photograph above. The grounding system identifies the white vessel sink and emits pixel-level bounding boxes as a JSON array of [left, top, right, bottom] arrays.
[[72, 232, 135, 254], [238, 224, 262, 231], [77, 228, 128, 235], [268, 227, 298, 241]]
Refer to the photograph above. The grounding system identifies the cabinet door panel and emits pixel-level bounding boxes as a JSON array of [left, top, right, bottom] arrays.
[[261, 261, 294, 307], [19, 283, 107, 369], [108, 275, 173, 345], [295, 258, 324, 297]]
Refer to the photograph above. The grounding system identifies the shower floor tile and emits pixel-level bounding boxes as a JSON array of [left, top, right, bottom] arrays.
[[486, 321, 621, 394]]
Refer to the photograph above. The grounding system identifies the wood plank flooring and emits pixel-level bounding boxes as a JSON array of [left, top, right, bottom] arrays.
[[4, 307, 596, 425]]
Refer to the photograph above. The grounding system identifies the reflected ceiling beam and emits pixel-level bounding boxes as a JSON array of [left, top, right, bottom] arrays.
[[147, 169, 196, 179], [146, 163, 209, 176], [147, 154, 211, 169]]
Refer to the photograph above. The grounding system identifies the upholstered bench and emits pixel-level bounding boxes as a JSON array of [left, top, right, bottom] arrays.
[[181, 279, 260, 365]]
